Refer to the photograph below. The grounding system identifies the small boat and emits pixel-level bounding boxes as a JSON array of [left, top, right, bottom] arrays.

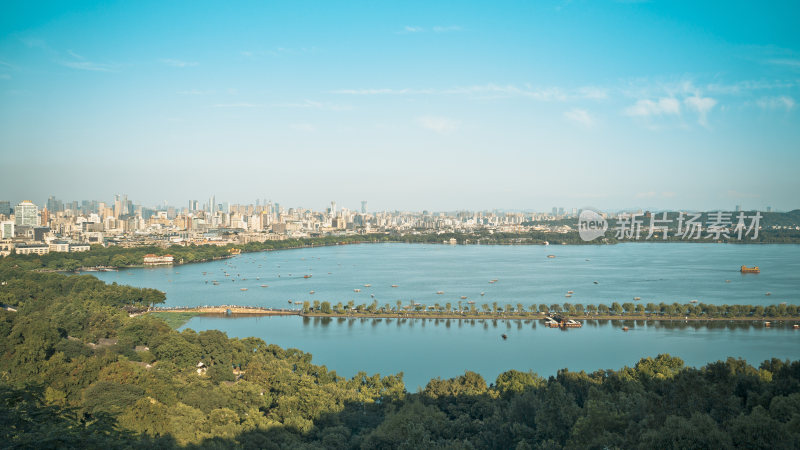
[[567, 290, 574, 294], [725, 280, 731, 283], [690, 299, 698, 303], [565, 294, 572, 298], [364, 284, 371, 287], [633, 297, 641, 301], [212, 282, 219, 285], [741, 265, 760, 273], [764, 321, 771, 327], [436, 291, 444, 295], [593, 281, 599, 284], [547, 255, 556, 258], [501, 334, 507, 340], [309, 291, 315, 294], [623, 327, 629, 332], [240, 288, 248, 291], [260, 285, 268, 288], [354, 289, 361, 293], [765, 292, 771, 296], [304, 274, 312, 278], [391, 284, 398, 288], [480, 292, 485, 296], [467, 301, 475, 304], [288, 299, 292, 303], [793, 324, 799, 329], [461, 296, 468, 300]]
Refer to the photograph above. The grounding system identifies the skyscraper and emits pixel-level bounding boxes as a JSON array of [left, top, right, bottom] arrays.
[[331, 201, 337, 216], [361, 201, 367, 214], [209, 195, 216, 214], [14, 200, 39, 226]]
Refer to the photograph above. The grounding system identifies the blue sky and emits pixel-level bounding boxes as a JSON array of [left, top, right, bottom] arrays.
[[1, 1, 798, 212]]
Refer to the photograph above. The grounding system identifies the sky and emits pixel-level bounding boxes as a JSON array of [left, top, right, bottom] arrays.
[[0, 0, 799, 212]]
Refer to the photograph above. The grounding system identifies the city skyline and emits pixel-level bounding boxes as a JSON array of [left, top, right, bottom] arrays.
[[2, 1, 799, 211]]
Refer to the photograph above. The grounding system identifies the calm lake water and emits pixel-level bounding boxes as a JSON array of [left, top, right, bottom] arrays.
[[93, 243, 800, 388]]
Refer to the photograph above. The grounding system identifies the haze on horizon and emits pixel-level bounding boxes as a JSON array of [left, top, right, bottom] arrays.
[[1, 1, 799, 212]]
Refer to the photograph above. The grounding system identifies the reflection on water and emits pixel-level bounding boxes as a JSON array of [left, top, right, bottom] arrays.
[[295, 315, 794, 331], [181, 314, 800, 390]]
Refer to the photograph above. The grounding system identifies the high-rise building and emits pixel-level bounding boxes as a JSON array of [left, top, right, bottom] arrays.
[[361, 200, 367, 214], [331, 201, 337, 216], [209, 195, 216, 214], [735, 205, 741, 212], [0, 221, 14, 238], [14, 200, 39, 226], [46, 195, 63, 213]]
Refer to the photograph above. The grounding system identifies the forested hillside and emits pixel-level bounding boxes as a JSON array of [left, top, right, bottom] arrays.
[[2, 260, 800, 448]]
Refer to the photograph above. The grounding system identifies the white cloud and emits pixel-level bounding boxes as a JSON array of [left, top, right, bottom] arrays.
[[400, 26, 424, 33], [432, 25, 462, 32], [417, 116, 460, 134], [756, 96, 795, 111], [273, 99, 352, 111], [59, 60, 116, 72], [625, 97, 681, 117], [563, 108, 595, 127], [683, 95, 717, 126], [161, 59, 198, 68]]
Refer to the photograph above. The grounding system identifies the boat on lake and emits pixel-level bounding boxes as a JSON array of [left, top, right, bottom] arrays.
[[461, 296, 468, 299], [240, 288, 248, 291], [304, 274, 312, 278], [741, 265, 760, 273], [436, 291, 444, 294], [354, 289, 361, 292], [391, 284, 398, 288]]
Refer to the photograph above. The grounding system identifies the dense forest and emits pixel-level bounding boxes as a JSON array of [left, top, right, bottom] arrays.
[[2, 257, 800, 448]]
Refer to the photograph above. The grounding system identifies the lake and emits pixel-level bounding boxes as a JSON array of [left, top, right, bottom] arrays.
[[92, 243, 800, 388]]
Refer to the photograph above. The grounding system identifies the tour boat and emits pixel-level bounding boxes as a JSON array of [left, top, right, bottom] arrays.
[[547, 255, 556, 258], [690, 299, 698, 303], [623, 327, 629, 332], [480, 292, 485, 296], [240, 288, 248, 291], [766, 292, 771, 296], [461, 296, 468, 299], [391, 284, 398, 288], [436, 291, 444, 294], [633, 297, 641, 301], [260, 285, 268, 288], [364, 284, 371, 287], [567, 290, 574, 294], [740, 265, 760, 273], [309, 291, 315, 294], [304, 274, 312, 278], [354, 289, 361, 292]]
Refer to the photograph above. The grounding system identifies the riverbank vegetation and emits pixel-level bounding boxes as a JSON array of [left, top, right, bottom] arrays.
[[294, 299, 800, 322]]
